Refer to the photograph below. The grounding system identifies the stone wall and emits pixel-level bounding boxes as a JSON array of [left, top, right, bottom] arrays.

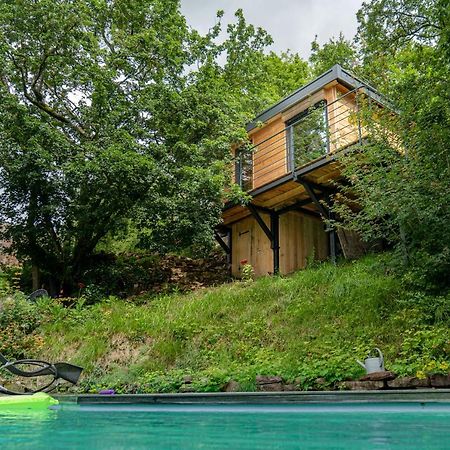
[[153, 252, 231, 293]]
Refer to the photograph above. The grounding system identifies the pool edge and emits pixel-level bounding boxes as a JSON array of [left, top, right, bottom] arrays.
[[54, 389, 450, 405]]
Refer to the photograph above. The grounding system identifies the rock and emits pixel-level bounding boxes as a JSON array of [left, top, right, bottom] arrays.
[[339, 380, 385, 391], [257, 382, 283, 392], [360, 371, 396, 382], [387, 376, 430, 389], [179, 384, 195, 393], [256, 375, 284, 392], [315, 377, 327, 386], [430, 373, 450, 388], [183, 375, 193, 384], [256, 375, 283, 385], [282, 384, 299, 392], [222, 380, 241, 392]]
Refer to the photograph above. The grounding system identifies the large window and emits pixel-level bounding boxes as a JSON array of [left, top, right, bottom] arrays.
[[235, 147, 253, 191], [287, 101, 329, 169]]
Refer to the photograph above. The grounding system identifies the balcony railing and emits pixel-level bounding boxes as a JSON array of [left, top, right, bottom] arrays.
[[235, 87, 367, 191]]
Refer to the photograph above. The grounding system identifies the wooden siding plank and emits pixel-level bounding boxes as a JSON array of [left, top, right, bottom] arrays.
[[279, 211, 328, 274]]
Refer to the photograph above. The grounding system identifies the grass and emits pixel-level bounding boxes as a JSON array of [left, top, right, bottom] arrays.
[[2, 253, 449, 393]]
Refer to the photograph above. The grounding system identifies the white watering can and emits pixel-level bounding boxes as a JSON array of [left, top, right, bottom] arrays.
[[356, 348, 385, 374]]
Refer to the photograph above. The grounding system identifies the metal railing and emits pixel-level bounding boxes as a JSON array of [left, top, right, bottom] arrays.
[[235, 87, 367, 191]]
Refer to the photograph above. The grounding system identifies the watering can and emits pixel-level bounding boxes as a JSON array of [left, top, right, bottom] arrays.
[[356, 348, 384, 374]]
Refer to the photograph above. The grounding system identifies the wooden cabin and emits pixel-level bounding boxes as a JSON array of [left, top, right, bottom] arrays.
[[216, 65, 384, 277]]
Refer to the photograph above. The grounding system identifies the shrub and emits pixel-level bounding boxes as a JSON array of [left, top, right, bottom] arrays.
[[0, 265, 22, 294], [80, 252, 170, 299], [390, 326, 450, 377], [0, 294, 44, 359]]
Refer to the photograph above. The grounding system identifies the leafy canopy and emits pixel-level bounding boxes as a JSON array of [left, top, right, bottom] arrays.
[[334, 0, 450, 291], [0, 2, 295, 293]]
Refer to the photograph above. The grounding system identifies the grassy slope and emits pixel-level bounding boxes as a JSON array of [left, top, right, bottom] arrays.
[[34, 254, 449, 393]]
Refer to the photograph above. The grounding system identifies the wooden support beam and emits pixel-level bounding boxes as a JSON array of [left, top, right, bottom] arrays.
[[276, 197, 314, 215], [247, 204, 273, 242], [247, 203, 280, 275], [296, 207, 322, 219], [326, 195, 337, 265], [271, 213, 280, 274], [296, 179, 329, 219], [214, 231, 231, 255]]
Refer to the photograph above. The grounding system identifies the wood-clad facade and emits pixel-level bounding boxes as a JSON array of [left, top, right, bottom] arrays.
[[219, 65, 382, 278]]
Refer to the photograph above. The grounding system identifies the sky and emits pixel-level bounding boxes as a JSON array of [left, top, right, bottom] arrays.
[[180, 0, 363, 59]]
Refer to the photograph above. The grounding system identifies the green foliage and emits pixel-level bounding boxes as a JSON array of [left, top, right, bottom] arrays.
[[0, 294, 44, 359], [309, 33, 358, 76], [79, 253, 167, 299], [0, 267, 13, 295], [0, 272, 8, 296], [0, 2, 283, 294], [390, 326, 450, 377], [0, 0, 187, 293], [29, 255, 450, 393], [333, 0, 450, 292], [240, 263, 254, 283], [257, 51, 310, 106]]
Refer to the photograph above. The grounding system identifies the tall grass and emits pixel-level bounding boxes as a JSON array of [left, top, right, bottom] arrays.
[[27, 254, 450, 392]]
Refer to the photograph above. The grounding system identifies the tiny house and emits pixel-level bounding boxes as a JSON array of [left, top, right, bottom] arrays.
[[216, 65, 383, 277]]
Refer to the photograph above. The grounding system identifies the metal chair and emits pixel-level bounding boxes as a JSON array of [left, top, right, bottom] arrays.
[[0, 353, 83, 395]]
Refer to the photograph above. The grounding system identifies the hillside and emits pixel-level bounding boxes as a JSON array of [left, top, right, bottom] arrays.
[[1, 254, 449, 393]]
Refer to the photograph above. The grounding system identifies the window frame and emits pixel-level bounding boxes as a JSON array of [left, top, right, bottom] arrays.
[[234, 145, 254, 191], [286, 100, 329, 172]]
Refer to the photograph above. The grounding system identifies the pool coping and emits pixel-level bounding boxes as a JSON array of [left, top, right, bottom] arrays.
[[54, 389, 450, 405]]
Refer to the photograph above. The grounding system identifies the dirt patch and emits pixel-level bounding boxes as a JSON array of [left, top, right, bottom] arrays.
[[98, 334, 153, 370]]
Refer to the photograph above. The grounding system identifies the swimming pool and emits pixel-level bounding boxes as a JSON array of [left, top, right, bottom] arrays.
[[1, 401, 449, 449]]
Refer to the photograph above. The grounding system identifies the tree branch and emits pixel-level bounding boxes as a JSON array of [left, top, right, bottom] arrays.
[[8, 51, 91, 139]]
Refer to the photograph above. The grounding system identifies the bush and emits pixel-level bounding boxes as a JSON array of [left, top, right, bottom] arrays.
[[390, 326, 450, 377], [0, 294, 44, 359], [79, 252, 170, 299], [0, 265, 22, 294], [398, 290, 450, 324]]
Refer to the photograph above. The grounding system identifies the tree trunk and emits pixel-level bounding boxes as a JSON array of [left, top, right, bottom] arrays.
[[31, 265, 40, 291]]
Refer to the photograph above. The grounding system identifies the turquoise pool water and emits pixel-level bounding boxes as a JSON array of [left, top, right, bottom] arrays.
[[1, 402, 449, 449]]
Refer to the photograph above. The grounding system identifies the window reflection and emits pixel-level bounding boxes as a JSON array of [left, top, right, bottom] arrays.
[[235, 147, 253, 191], [289, 101, 328, 169]]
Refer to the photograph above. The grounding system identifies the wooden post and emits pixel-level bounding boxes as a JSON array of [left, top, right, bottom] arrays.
[[271, 213, 280, 274], [329, 220, 337, 265], [227, 228, 232, 266], [326, 196, 337, 265]]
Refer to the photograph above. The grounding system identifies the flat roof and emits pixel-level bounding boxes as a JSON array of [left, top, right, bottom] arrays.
[[246, 64, 385, 132]]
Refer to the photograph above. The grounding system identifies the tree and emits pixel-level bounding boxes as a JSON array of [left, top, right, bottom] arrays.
[[309, 33, 358, 76], [0, 1, 273, 294], [259, 51, 310, 104], [334, 0, 450, 290]]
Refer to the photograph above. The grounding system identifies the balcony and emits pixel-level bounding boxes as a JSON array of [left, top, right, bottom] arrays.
[[234, 86, 366, 193]]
